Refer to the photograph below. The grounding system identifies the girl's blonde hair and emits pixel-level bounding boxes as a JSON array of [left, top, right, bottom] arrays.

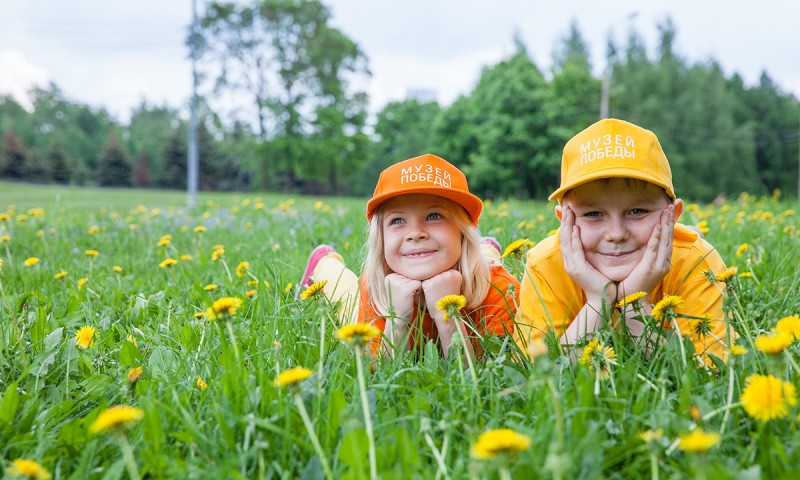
[[362, 199, 490, 316]]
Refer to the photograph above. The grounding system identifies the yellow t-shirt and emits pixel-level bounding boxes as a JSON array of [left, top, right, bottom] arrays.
[[515, 223, 736, 362]]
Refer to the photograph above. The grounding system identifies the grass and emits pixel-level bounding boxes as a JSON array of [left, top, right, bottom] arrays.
[[0, 183, 799, 479]]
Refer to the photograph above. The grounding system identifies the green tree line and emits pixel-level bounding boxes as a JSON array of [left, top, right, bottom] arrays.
[[1, 1, 798, 202]]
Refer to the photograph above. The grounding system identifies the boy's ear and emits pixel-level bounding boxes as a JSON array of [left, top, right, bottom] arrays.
[[672, 199, 684, 223], [555, 204, 563, 222]]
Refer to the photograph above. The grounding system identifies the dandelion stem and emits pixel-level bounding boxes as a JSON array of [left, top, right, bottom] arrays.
[[225, 321, 240, 363], [355, 345, 377, 480], [116, 431, 141, 480], [649, 451, 659, 480], [669, 316, 687, 368], [701, 401, 743, 421], [423, 432, 450, 480], [293, 393, 334, 480], [499, 466, 512, 480], [720, 359, 735, 434]]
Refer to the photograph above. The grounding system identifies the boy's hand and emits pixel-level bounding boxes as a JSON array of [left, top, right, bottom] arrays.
[[559, 206, 614, 304], [385, 273, 422, 321], [421, 269, 463, 320], [618, 204, 675, 298]]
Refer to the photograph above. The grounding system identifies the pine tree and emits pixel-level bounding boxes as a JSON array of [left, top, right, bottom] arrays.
[[48, 139, 71, 184], [158, 132, 186, 189], [96, 132, 132, 186], [132, 153, 153, 187], [1, 128, 27, 179]]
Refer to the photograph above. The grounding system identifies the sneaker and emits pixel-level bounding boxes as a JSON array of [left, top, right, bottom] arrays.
[[299, 244, 336, 288], [480, 236, 502, 255]]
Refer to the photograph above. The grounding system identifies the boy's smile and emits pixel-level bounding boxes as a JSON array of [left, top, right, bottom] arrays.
[[381, 194, 462, 281], [559, 179, 678, 282]]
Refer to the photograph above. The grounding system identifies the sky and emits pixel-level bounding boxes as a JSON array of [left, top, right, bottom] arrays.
[[1, 0, 798, 124]]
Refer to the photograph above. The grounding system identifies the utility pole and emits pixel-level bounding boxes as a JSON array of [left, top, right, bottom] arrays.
[[187, 0, 199, 208], [600, 12, 638, 119]]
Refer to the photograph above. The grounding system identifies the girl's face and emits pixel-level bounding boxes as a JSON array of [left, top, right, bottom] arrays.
[[381, 194, 463, 281]]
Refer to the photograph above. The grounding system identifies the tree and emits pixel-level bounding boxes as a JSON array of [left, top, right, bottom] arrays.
[[132, 153, 153, 187], [1, 128, 27, 179], [159, 131, 187, 189], [96, 132, 132, 187], [47, 137, 71, 184], [126, 101, 181, 178]]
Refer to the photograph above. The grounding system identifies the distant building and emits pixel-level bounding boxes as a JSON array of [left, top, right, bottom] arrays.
[[405, 88, 437, 103]]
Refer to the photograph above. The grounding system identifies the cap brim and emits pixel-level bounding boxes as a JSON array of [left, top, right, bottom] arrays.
[[548, 169, 675, 202], [367, 188, 483, 226]]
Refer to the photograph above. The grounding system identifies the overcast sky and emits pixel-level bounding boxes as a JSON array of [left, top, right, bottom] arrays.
[[1, 0, 798, 124]]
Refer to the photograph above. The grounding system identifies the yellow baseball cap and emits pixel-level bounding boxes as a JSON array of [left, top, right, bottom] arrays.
[[366, 153, 483, 226], [549, 118, 675, 201]]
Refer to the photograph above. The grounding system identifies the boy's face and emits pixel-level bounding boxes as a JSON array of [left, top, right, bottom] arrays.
[[557, 179, 678, 282], [381, 194, 463, 281]]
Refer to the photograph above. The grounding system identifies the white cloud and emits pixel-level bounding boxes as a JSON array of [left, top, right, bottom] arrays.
[[0, 49, 50, 110]]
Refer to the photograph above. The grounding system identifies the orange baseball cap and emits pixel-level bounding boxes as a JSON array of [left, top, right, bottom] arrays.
[[366, 153, 483, 226], [549, 118, 675, 201]]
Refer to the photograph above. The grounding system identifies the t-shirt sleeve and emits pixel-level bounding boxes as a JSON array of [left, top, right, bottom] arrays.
[[357, 278, 387, 356]]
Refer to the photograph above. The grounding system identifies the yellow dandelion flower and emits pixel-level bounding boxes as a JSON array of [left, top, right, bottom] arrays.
[[651, 295, 685, 322], [678, 428, 720, 452], [236, 261, 250, 278], [112, 265, 122, 273], [730, 344, 748, 356], [470, 428, 532, 460], [616, 291, 647, 309], [87, 225, 100, 235], [203, 283, 218, 291], [755, 332, 793, 354], [501, 238, 535, 258], [274, 366, 313, 388], [736, 243, 749, 256], [738, 271, 752, 278], [77, 277, 88, 290], [126, 335, 138, 346], [1, 234, 9, 242], [245, 289, 256, 298], [54, 271, 68, 280], [157, 234, 171, 246], [27, 208, 44, 218], [127, 367, 143, 383], [24, 257, 40, 267], [204, 297, 243, 321], [284, 282, 293, 294], [579, 339, 617, 380], [194, 225, 206, 233], [36, 229, 45, 237], [193, 312, 205, 318], [159, 258, 178, 268], [336, 323, 382, 347], [714, 266, 738, 282], [75, 325, 96, 349], [689, 314, 714, 339], [180, 254, 193, 261], [8, 459, 51, 480], [299, 280, 327, 300], [85, 249, 99, 257], [89, 405, 144, 434], [637, 429, 664, 444], [740, 373, 797, 422], [16, 214, 28, 222], [775, 315, 800, 340], [435, 294, 467, 321], [212, 248, 224, 261], [0, 213, 10, 222], [196, 375, 208, 390]]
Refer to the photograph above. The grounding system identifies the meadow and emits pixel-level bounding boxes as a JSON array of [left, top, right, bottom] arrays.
[[1, 181, 799, 479]]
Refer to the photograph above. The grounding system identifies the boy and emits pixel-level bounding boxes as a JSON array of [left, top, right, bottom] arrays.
[[515, 118, 736, 362]]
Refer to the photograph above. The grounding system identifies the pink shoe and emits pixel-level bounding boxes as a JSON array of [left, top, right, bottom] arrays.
[[299, 245, 335, 288], [480, 236, 502, 255]]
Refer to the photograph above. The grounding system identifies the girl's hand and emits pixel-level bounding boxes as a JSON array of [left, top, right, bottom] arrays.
[[385, 273, 422, 321], [421, 269, 463, 320]]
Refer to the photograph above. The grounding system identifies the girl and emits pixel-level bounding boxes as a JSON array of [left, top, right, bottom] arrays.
[[299, 153, 519, 358]]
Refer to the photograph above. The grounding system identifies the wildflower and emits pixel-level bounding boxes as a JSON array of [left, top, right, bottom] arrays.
[[637, 429, 664, 444], [1, 234, 9, 242], [203, 283, 218, 291], [651, 295, 685, 322], [87, 225, 100, 235], [126, 335, 138, 346], [77, 277, 88, 290], [24, 257, 40, 267], [236, 261, 250, 278], [696, 220, 709, 235], [127, 367, 143, 383], [0, 213, 9, 222], [736, 243, 749, 256], [755, 332, 793, 354], [85, 249, 99, 257], [7, 459, 51, 479], [36, 230, 44, 237], [159, 258, 177, 268], [730, 344, 748, 356], [740, 373, 797, 422], [579, 339, 617, 379], [775, 315, 800, 340], [112, 265, 122, 273], [470, 428, 532, 459], [274, 366, 313, 388], [196, 376, 208, 390], [89, 405, 144, 434], [54, 271, 68, 280], [502, 238, 534, 258], [299, 280, 327, 300], [689, 314, 714, 339], [246, 289, 256, 297], [738, 271, 752, 278], [336, 324, 382, 348], [16, 214, 28, 222], [194, 225, 206, 233], [181, 254, 192, 261], [616, 291, 647, 310], [212, 248, 224, 261], [75, 326, 96, 349], [157, 234, 171, 247], [678, 428, 720, 452], [204, 297, 243, 321], [193, 312, 204, 318], [435, 294, 467, 321], [27, 208, 44, 218], [714, 266, 738, 282], [284, 282, 293, 294]]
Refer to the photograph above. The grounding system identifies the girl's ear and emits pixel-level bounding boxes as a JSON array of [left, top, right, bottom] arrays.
[[672, 198, 684, 224], [555, 204, 564, 222]]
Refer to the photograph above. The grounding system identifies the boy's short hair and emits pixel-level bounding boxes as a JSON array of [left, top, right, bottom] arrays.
[[549, 118, 675, 202]]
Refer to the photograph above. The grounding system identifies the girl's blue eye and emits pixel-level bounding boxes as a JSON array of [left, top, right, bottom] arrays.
[[427, 212, 444, 221], [388, 217, 404, 225]]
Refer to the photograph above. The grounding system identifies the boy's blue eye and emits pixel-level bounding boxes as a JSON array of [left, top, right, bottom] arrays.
[[629, 208, 648, 215], [584, 211, 602, 218]]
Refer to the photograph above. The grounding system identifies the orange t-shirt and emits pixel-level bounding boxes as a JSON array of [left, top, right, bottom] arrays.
[[358, 266, 519, 356]]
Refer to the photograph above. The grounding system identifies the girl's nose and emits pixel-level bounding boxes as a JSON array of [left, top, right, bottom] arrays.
[[405, 222, 428, 241]]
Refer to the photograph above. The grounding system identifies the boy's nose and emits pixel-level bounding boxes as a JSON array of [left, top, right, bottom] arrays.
[[605, 218, 629, 242]]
